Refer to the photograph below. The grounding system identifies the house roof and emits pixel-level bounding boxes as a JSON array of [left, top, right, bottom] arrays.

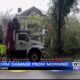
[[17, 7, 47, 17]]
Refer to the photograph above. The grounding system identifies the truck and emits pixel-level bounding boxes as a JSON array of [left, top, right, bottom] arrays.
[[6, 18, 46, 62]]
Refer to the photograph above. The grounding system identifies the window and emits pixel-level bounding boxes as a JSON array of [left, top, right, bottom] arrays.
[[18, 34, 29, 41]]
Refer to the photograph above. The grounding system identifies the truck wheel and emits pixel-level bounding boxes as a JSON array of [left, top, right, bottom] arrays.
[[28, 52, 41, 62]]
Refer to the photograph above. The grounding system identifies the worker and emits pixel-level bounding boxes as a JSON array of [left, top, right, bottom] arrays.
[[0, 40, 7, 61]]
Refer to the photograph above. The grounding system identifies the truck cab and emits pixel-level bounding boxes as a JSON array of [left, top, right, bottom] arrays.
[[12, 30, 45, 62]]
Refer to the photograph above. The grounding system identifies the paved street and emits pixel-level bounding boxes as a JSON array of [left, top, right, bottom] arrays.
[[0, 70, 79, 79]]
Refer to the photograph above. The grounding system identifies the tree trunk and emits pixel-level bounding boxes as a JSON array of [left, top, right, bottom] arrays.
[[57, 0, 64, 54]]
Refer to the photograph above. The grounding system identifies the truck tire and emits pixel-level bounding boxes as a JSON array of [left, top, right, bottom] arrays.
[[28, 50, 41, 62]]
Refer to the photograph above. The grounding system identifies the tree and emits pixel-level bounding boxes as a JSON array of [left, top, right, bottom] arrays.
[[0, 10, 11, 41], [49, 0, 77, 54], [27, 14, 48, 33], [63, 16, 80, 49], [0, 24, 3, 41]]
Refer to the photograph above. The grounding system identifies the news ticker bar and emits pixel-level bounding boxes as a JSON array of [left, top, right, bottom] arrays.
[[0, 61, 79, 70]]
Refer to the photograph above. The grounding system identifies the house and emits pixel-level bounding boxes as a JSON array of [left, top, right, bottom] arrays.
[[16, 7, 48, 43], [16, 7, 47, 30], [17, 7, 46, 19]]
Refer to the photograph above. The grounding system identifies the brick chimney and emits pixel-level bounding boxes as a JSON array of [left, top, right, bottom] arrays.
[[18, 8, 22, 13]]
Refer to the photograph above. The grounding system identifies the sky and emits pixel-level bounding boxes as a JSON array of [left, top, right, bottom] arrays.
[[0, 0, 49, 14]]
